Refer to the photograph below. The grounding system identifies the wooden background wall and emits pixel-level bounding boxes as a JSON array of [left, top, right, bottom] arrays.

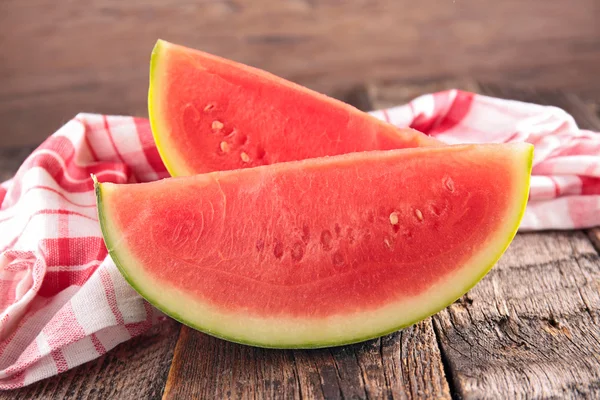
[[1, 0, 599, 147]]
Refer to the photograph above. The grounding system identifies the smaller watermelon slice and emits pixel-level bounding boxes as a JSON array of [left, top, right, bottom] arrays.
[[148, 40, 441, 176], [96, 143, 532, 348]]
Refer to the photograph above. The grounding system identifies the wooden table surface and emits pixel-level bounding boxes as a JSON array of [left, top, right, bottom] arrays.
[[1, 80, 600, 399], [3, 0, 600, 149]]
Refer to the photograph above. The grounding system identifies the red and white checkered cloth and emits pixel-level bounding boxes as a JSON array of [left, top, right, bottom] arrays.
[[1, 90, 599, 389]]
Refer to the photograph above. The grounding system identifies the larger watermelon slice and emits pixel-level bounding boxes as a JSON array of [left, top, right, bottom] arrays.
[[95, 143, 532, 348], [148, 40, 441, 176]]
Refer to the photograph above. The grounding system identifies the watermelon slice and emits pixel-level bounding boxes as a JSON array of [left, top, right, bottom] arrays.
[[95, 143, 533, 348], [148, 40, 442, 176]]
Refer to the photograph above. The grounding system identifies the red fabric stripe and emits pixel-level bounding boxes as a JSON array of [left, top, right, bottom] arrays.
[[57, 206, 69, 264], [36, 267, 100, 297], [503, 131, 521, 143], [98, 269, 151, 338], [103, 116, 126, 164], [38, 209, 97, 220], [1, 321, 44, 376], [408, 101, 437, 134], [50, 349, 68, 374], [3, 371, 26, 390], [44, 237, 106, 267], [123, 301, 154, 337], [548, 177, 562, 197], [0, 271, 28, 310], [409, 91, 475, 136], [580, 176, 600, 195], [76, 117, 100, 162], [381, 109, 391, 123], [90, 333, 106, 355], [99, 269, 125, 326], [0, 210, 98, 252], [429, 91, 475, 135], [0, 186, 7, 205], [0, 208, 97, 225], [38, 237, 106, 297], [556, 139, 600, 157], [21, 185, 95, 208], [567, 196, 592, 228], [13, 136, 129, 193]]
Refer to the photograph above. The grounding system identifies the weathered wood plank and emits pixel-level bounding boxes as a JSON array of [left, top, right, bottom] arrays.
[[447, 85, 600, 398], [434, 232, 600, 399], [163, 323, 451, 399], [2, 0, 600, 148], [0, 319, 181, 400]]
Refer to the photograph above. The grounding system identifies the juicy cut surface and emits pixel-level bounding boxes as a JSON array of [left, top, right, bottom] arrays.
[[101, 144, 531, 319], [149, 40, 441, 176]]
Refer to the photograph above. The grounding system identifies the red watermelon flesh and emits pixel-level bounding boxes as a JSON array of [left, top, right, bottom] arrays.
[[148, 40, 442, 177], [96, 143, 532, 348]]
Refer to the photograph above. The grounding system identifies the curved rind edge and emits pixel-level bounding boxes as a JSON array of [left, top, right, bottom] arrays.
[[95, 145, 533, 349], [148, 39, 180, 177]]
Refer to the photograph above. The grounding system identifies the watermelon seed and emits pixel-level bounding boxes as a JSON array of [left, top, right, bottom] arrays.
[[240, 152, 251, 163], [291, 241, 304, 262], [444, 177, 455, 192], [389, 212, 399, 225], [332, 251, 344, 266], [220, 141, 230, 153], [212, 120, 224, 130], [273, 240, 284, 259], [256, 146, 266, 159], [204, 104, 215, 112], [320, 230, 333, 251], [415, 209, 424, 221]]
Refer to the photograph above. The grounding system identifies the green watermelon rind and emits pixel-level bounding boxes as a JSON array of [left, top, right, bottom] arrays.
[[93, 147, 532, 349]]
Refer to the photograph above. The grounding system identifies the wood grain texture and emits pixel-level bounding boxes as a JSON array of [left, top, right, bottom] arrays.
[[434, 232, 600, 399], [0, 319, 181, 400], [163, 323, 451, 400], [2, 0, 600, 147]]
